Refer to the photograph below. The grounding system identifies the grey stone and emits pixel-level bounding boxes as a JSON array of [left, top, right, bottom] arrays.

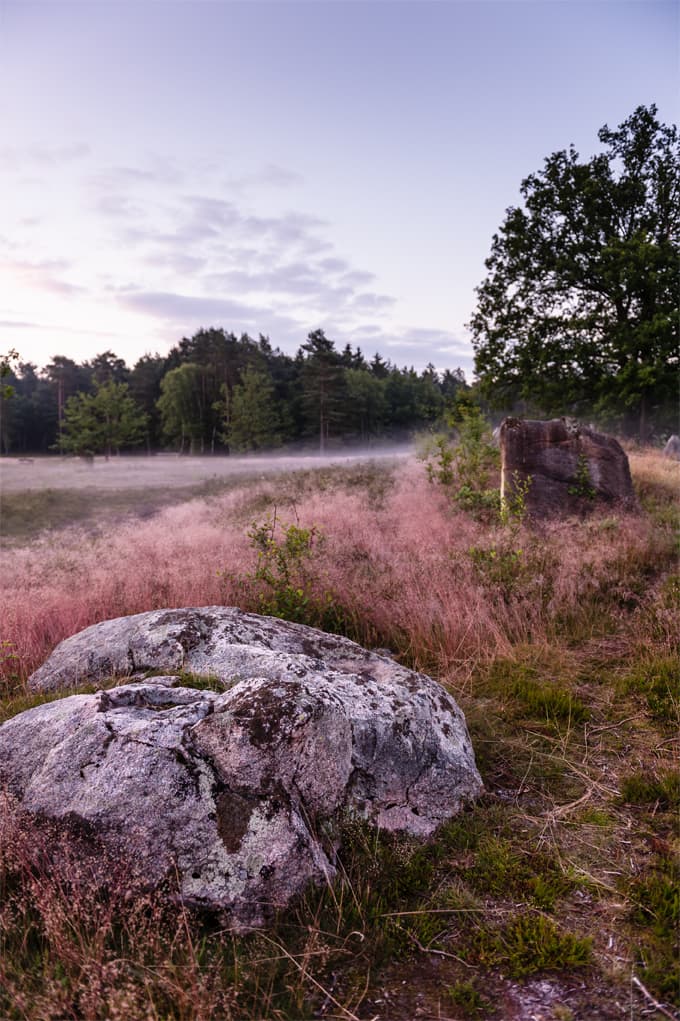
[[662, 434, 680, 460], [500, 417, 636, 519], [2, 609, 483, 928]]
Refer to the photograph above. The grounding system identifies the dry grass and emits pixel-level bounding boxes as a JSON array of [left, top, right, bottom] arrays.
[[0, 448, 678, 1019]]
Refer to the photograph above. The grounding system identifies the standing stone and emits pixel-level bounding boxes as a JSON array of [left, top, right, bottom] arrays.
[[662, 435, 680, 460], [500, 418, 636, 519]]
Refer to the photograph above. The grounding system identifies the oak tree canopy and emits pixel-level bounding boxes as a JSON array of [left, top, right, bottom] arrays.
[[470, 105, 679, 438]]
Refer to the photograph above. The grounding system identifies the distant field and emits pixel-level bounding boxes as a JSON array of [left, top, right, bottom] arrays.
[[0, 448, 411, 493], [0, 449, 410, 543]]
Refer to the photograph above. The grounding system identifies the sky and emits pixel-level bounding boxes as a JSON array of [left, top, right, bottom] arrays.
[[0, 0, 677, 379]]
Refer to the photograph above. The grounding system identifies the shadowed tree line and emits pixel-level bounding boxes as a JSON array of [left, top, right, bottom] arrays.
[[0, 332, 468, 456]]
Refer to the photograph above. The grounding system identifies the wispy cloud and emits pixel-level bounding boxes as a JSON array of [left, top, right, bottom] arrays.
[[117, 288, 308, 352], [1, 148, 469, 372], [342, 325, 473, 374], [0, 318, 122, 338], [0, 257, 86, 296], [226, 163, 304, 192], [0, 143, 90, 171]]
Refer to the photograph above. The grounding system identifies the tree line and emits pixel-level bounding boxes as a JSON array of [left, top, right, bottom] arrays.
[[0, 331, 468, 456]]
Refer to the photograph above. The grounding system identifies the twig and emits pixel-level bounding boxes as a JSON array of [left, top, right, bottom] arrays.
[[381, 908, 487, 916], [632, 975, 680, 1021], [546, 787, 594, 819], [587, 715, 644, 733], [407, 932, 477, 969]]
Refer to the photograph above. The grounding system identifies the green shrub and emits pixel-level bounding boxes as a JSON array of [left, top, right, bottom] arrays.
[[236, 514, 354, 641], [421, 406, 500, 521], [567, 454, 596, 501]]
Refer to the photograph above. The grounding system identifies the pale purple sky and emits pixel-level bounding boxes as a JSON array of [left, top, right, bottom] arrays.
[[1, 0, 677, 376]]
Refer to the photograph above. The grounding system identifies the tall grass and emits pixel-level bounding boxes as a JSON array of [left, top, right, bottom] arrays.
[[1, 456, 675, 688]]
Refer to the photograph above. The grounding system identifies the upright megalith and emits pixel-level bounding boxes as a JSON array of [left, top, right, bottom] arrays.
[[1, 608, 483, 929], [663, 435, 680, 460], [500, 418, 636, 519]]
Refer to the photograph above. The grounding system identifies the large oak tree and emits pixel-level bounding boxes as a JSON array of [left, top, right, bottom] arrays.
[[470, 105, 679, 438]]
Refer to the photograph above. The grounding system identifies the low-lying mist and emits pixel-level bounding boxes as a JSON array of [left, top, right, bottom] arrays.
[[0, 445, 413, 493]]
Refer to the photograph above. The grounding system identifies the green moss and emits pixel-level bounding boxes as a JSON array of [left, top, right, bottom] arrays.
[[630, 870, 679, 939], [628, 858, 680, 1007], [171, 672, 226, 692], [0, 680, 120, 724], [473, 913, 592, 978], [445, 979, 489, 1016], [619, 770, 680, 810], [461, 835, 575, 911], [484, 659, 589, 724], [578, 808, 614, 827], [621, 656, 680, 727], [633, 940, 680, 1006]]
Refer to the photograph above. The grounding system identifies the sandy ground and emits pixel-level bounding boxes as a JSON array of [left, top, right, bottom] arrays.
[[0, 448, 412, 493]]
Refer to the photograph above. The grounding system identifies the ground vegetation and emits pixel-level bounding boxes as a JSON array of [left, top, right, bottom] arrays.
[[0, 445, 677, 1019]]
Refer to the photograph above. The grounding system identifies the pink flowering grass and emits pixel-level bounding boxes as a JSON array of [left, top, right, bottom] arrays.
[[1, 457, 676, 688]]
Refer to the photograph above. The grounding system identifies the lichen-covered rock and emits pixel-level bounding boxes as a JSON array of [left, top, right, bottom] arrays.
[[29, 606, 431, 694], [3, 609, 483, 928], [500, 417, 636, 519]]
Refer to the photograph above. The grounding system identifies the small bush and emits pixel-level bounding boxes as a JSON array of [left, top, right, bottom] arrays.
[[421, 406, 501, 521], [567, 454, 596, 501]]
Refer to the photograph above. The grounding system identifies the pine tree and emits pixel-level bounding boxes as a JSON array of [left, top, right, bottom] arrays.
[[222, 366, 282, 451], [299, 330, 345, 453], [59, 381, 147, 458]]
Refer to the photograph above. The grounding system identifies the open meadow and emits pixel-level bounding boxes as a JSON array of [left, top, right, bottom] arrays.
[[0, 448, 678, 1020]]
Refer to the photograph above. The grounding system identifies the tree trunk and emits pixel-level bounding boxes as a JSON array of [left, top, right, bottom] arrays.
[[639, 391, 648, 443]]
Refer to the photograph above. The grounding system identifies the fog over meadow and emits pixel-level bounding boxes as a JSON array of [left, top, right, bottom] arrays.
[[0, 446, 413, 494]]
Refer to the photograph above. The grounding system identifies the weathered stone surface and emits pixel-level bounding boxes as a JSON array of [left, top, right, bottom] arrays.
[[3, 609, 482, 928], [29, 606, 428, 694], [662, 434, 680, 460], [500, 417, 636, 519]]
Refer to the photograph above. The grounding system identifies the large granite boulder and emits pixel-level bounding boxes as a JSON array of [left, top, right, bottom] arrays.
[[500, 417, 636, 519], [2, 608, 482, 929]]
